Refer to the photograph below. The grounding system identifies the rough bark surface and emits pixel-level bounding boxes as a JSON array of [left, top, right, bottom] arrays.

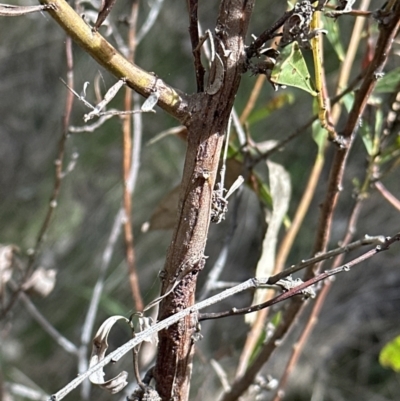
[[153, 1, 255, 400]]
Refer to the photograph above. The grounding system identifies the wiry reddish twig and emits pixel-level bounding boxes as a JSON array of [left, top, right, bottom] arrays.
[[374, 181, 400, 211], [200, 231, 399, 322], [0, 37, 75, 320], [122, 0, 144, 313]]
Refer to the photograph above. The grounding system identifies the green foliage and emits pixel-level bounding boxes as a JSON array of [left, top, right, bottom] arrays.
[[271, 43, 317, 96], [379, 335, 400, 372]]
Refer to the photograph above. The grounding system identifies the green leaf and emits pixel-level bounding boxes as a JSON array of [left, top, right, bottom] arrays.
[[248, 329, 266, 366], [323, 14, 345, 61], [379, 335, 400, 372], [271, 43, 317, 96], [374, 67, 400, 93]]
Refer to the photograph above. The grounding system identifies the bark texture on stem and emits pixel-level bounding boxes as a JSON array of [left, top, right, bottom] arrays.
[[154, 1, 254, 400]]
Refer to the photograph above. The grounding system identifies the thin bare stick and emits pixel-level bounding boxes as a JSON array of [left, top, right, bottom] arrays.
[[18, 290, 78, 355], [39, 0, 189, 121], [268, 235, 385, 285], [200, 233, 400, 321], [78, 210, 124, 398], [223, 7, 400, 397], [122, 0, 144, 313], [0, 3, 55, 16], [0, 37, 75, 320], [239, 75, 266, 124], [374, 181, 400, 211], [135, 0, 164, 45], [188, 0, 205, 92], [231, 0, 378, 388], [246, 10, 292, 58], [331, 0, 371, 123]]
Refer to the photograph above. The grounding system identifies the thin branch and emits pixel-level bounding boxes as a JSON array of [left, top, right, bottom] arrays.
[[0, 2, 55, 16], [188, 0, 205, 92], [239, 75, 265, 124], [0, 37, 75, 320], [79, 95, 146, 398], [135, 0, 164, 45], [374, 181, 400, 211], [235, 0, 376, 391], [268, 235, 385, 285], [18, 290, 78, 355], [122, 0, 143, 313], [331, 0, 371, 122], [246, 10, 292, 58], [201, 232, 400, 320], [78, 211, 124, 385]]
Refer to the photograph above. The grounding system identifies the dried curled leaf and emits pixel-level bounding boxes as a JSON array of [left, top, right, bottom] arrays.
[[89, 316, 130, 394], [0, 244, 16, 293], [130, 313, 158, 346], [23, 267, 57, 297]]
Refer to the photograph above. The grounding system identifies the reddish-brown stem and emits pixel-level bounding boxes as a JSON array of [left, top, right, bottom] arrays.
[[122, 0, 143, 313], [153, 2, 255, 399], [0, 37, 75, 320], [374, 181, 400, 212]]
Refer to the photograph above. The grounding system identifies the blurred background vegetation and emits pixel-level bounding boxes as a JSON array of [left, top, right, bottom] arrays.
[[0, 1, 399, 400]]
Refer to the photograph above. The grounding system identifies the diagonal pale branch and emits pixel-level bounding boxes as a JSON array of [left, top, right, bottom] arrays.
[[48, 232, 400, 401], [0, 3, 54, 16], [38, 0, 190, 123]]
